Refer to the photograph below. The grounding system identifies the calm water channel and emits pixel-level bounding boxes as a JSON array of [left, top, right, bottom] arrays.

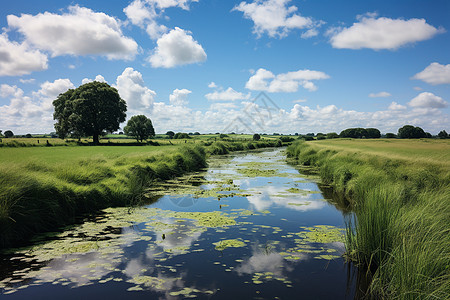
[[0, 148, 359, 299]]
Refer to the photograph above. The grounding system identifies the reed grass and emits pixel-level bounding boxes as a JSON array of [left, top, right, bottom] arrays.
[[0, 139, 282, 248], [287, 140, 450, 299], [0, 144, 206, 248]]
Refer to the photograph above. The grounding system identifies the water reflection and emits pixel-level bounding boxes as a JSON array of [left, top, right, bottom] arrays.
[[0, 148, 358, 299]]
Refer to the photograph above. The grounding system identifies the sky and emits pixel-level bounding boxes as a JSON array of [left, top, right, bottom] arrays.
[[0, 0, 449, 135]]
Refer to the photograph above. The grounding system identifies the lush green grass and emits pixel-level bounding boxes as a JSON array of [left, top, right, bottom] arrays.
[[287, 139, 450, 299], [0, 139, 283, 248], [0, 144, 207, 248]]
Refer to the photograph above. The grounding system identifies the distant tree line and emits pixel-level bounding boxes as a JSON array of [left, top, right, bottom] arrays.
[[339, 128, 381, 139], [294, 125, 448, 140]]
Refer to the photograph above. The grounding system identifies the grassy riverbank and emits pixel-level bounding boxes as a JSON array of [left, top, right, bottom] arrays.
[[286, 139, 450, 299], [0, 139, 283, 248]]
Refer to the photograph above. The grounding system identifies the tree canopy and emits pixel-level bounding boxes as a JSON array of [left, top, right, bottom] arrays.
[[438, 130, 448, 139], [339, 127, 381, 138], [397, 125, 426, 139], [53, 81, 127, 144], [253, 133, 261, 141], [124, 115, 155, 142], [4, 130, 13, 138], [174, 132, 190, 139]]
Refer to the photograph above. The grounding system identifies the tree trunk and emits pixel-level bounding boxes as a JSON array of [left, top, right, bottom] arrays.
[[93, 133, 99, 145]]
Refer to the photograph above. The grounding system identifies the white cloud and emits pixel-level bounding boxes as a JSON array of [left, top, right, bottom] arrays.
[[37, 79, 75, 99], [152, 0, 199, 10], [124, 0, 156, 27], [169, 88, 191, 106], [413, 86, 423, 91], [208, 82, 218, 88], [124, 0, 198, 39], [205, 87, 250, 101], [369, 91, 391, 98], [81, 75, 107, 85], [7, 6, 138, 60], [34, 78, 75, 111], [209, 102, 238, 111], [233, 0, 321, 38], [0, 33, 48, 76], [388, 102, 406, 110], [0, 79, 75, 133], [115, 67, 156, 112], [301, 28, 319, 39], [408, 92, 448, 108], [0, 84, 24, 99], [412, 62, 450, 85], [329, 14, 443, 50], [292, 99, 307, 103], [148, 27, 206, 68], [246, 68, 329, 92], [19, 78, 36, 84]]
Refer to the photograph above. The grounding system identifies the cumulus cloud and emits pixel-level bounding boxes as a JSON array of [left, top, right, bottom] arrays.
[[115, 67, 156, 112], [233, 0, 322, 38], [209, 102, 238, 111], [0, 33, 48, 76], [148, 27, 206, 68], [34, 78, 76, 111], [169, 88, 191, 106], [7, 6, 138, 60], [124, 0, 198, 39], [329, 14, 443, 50], [81, 75, 107, 85], [0, 79, 75, 133], [19, 78, 36, 84], [412, 62, 450, 85], [369, 91, 391, 98], [388, 102, 406, 110], [246, 68, 329, 92], [205, 87, 250, 101], [408, 92, 448, 108], [208, 82, 218, 88]]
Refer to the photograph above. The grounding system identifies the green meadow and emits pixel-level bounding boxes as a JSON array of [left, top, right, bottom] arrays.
[[0, 137, 283, 248], [287, 139, 450, 299]]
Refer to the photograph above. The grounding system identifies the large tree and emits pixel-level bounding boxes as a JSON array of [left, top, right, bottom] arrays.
[[53, 82, 127, 144], [124, 115, 155, 142], [398, 125, 426, 139], [4, 130, 13, 138]]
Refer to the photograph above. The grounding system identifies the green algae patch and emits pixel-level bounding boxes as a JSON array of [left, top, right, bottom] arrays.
[[167, 211, 236, 227], [286, 188, 321, 194], [237, 168, 279, 177], [127, 275, 173, 290], [295, 225, 345, 244], [314, 254, 341, 260], [213, 239, 246, 251], [287, 202, 311, 206]]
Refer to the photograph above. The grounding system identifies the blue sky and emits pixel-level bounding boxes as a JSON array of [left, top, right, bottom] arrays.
[[0, 0, 448, 135]]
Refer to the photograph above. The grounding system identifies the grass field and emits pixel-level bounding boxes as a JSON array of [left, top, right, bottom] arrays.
[[0, 137, 284, 248], [311, 138, 450, 168], [287, 139, 450, 299]]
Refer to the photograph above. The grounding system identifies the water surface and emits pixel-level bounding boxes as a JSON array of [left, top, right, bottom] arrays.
[[0, 148, 357, 299]]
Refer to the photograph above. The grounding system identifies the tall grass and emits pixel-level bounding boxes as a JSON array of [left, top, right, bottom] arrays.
[[0, 140, 282, 248], [205, 139, 282, 155], [0, 145, 206, 248], [287, 140, 450, 299]]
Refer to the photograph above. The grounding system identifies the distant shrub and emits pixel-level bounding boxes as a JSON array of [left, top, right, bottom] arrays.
[[385, 133, 397, 139], [174, 132, 191, 139]]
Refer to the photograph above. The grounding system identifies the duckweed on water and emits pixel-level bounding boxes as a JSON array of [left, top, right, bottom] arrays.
[[237, 168, 279, 177], [295, 225, 345, 244], [213, 239, 246, 251]]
